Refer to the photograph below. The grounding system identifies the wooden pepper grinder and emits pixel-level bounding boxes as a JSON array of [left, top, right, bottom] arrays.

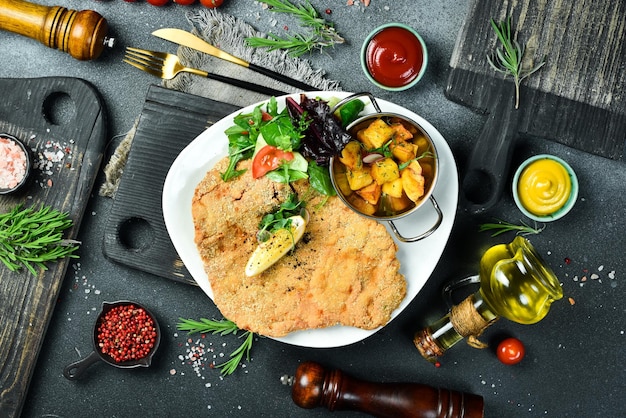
[[282, 361, 484, 418], [0, 0, 114, 60]]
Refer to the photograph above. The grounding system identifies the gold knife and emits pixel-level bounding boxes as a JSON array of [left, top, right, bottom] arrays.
[[152, 28, 318, 92]]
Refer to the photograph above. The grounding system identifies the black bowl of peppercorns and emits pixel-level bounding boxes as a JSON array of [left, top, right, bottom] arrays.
[[63, 300, 161, 380]]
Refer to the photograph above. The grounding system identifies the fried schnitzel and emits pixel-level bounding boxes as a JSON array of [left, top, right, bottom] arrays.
[[192, 157, 406, 337]]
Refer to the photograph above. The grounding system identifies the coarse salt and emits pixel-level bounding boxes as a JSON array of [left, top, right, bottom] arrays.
[[0, 136, 28, 189]]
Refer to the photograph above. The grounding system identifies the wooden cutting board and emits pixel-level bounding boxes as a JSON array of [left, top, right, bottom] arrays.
[[102, 85, 239, 284], [447, 0, 626, 213], [0, 77, 106, 418]]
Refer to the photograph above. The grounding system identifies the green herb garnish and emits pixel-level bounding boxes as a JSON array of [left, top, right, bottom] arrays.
[[479, 219, 545, 237], [0, 204, 79, 275], [486, 16, 545, 109], [307, 160, 336, 196], [246, 0, 345, 56], [257, 193, 304, 241], [177, 317, 254, 376], [398, 151, 435, 170], [222, 101, 278, 181]]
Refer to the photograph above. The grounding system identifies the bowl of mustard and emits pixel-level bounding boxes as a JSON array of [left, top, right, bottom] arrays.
[[512, 154, 578, 222]]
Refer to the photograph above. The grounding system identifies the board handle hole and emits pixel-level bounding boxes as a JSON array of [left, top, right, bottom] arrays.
[[118, 217, 155, 252], [462, 169, 494, 205], [42, 92, 76, 126]]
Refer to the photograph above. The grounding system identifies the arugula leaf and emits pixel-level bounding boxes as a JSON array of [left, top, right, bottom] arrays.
[[220, 134, 255, 181], [266, 96, 279, 116], [222, 103, 275, 181]]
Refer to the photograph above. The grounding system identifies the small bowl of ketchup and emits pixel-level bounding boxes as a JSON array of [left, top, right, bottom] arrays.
[[361, 23, 428, 91]]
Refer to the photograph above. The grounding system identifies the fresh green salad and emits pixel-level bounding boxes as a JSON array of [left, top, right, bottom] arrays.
[[220, 94, 365, 197]]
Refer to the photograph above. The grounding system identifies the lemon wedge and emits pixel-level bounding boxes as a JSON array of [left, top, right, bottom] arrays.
[[245, 215, 307, 277]]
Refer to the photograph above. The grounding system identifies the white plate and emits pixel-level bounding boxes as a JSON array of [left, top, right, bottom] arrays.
[[163, 92, 458, 348]]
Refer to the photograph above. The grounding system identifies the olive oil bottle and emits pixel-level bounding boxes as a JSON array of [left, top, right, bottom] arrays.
[[414, 236, 563, 363]]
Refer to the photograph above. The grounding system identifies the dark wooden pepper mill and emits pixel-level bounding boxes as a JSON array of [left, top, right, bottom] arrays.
[[0, 0, 114, 60], [282, 361, 484, 418]]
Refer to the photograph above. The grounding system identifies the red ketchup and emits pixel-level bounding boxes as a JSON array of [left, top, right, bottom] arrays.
[[365, 26, 425, 88]]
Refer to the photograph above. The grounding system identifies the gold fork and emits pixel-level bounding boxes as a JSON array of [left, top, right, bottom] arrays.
[[124, 47, 287, 96]]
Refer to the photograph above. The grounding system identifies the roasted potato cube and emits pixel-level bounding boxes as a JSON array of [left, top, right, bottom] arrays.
[[334, 170, 353, 197], [414, 135, 430, 154], [348, 194, 377, 215], [401, 160, 426, 202], [390, 141, 417, 163], [382, 178, 404, 198], [420, 161, 434, 182], [387, 194, 413, 212], [357, 118, 395, 149], [390, 122, 414, 142], [371, 158, 400, 185], [346, 167, 374, 191], [339, 141, 362, 170], [356, 182, 382, 205]]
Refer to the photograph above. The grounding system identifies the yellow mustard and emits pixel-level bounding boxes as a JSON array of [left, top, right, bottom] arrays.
[[517, 158, 571, 216]]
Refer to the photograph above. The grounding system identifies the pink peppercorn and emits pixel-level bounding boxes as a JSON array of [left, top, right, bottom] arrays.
[[97, 304, 157, 363]]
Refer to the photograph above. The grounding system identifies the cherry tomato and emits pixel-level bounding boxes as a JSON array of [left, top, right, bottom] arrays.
[[174, 0, 196, 4], [252, 145, 294, 179], [497, 337, 525, 365], [146, 0, 170, 5], [199, 0, 224, 8]]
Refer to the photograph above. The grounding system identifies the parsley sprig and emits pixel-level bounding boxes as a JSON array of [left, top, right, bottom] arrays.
[[177, 318, 254, 376], [0, 204, 79, 275], [246, 0, 345, 56]]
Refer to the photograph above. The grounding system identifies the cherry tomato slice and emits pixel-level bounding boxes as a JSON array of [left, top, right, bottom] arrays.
[[261, 111, 274, 122], [252, 146, 294, 179], [497, 337, 525, 365]]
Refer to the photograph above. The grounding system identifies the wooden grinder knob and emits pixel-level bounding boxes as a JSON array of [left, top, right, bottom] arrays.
[[0, 0, 113, 60], [287, 361, 484, 418]]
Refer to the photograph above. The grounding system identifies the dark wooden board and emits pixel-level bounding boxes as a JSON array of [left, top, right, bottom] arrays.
[[446, 0, 626, 212], [102, 85, 239, 284], [0, 77, 106, 418]]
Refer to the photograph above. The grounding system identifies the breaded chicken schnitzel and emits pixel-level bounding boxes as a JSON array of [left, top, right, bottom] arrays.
[[192, 157, 406, 337]]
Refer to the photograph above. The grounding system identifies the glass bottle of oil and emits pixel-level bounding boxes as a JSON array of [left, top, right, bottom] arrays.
[[414, 236, 563, 363]]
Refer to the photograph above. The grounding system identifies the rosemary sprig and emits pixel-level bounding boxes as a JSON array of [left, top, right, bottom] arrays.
[[177, 317, 254, 376], [479, 219, 545, 237], [0, 204, 79, 275], [486, 17, 545, 109], [246, 0, 345, 56]]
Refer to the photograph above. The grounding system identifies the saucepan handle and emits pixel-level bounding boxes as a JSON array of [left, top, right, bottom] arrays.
[[387, 196, 442, 243], [330, 92, 382, 114], [63, 350, 102, 380]]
